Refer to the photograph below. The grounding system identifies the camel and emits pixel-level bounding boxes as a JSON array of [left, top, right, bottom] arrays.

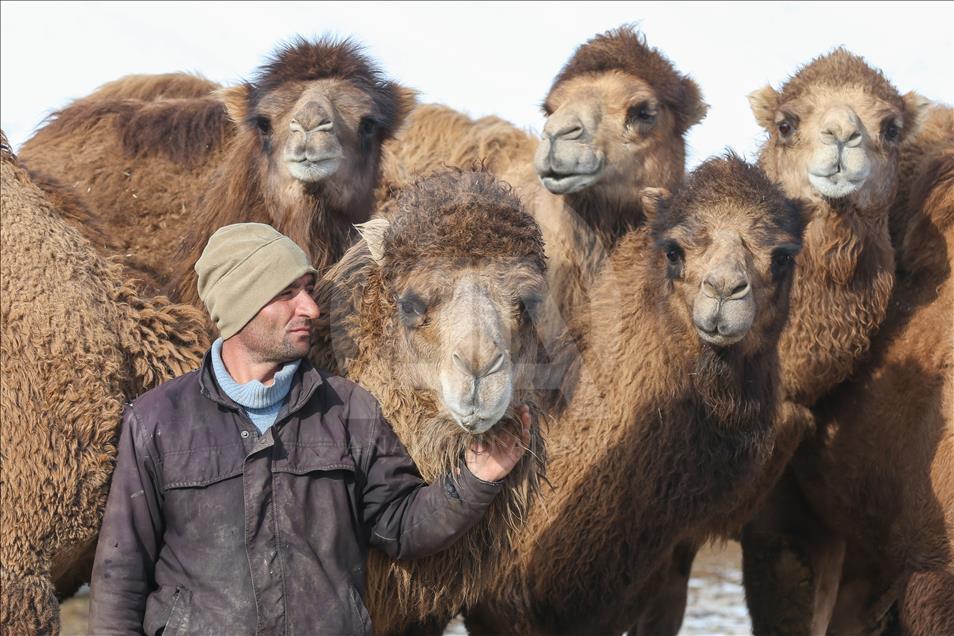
[[725, 49, 932, 634], [459, 154, 805, 635], [379, 26, 707, 344], [18, 36, 415, 304], [743, 105, 954, 636], [0, 131, 209, 634], [311, 170, 549, 634]]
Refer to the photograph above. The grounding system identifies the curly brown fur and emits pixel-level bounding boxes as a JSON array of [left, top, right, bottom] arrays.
[[0, 134, 208, 633], [18, 37, 414, 315], [545, 25, 707, 134], [313, 171, 548, 634], [782, 106, 954, 635], [464, 156, 804, 634], [737, 58, 941, 636]]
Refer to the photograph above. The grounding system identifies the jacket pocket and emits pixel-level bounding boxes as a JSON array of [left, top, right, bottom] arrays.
[[143, 585, 192, 636], [272, 443, 356, 476], [159, 444, 246, 491]]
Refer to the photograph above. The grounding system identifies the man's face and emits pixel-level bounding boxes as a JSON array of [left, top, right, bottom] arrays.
[[235, 273, 319, 364]]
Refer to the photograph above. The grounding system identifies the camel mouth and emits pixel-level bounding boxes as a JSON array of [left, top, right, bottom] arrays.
[[539, 170, 601, 195], [696, 327, 746, 347], [286, 156, 342, 183], [446, 402, 510, 435], [808, 171, 868, 199]]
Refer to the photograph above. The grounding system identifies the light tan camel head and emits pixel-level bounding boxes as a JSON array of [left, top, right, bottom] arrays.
[[644, 154, 804, 355], [749, 48, 929, 211], [318, 171, 548, 440], [217, 36, 415, 222], [535, 26, 707, 201]]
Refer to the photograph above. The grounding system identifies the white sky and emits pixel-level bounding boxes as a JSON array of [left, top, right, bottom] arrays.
[[1, 1, 952, 167]]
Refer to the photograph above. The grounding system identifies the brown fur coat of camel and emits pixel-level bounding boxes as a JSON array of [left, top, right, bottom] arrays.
[[461, 155, 805, 635], [0, 132, 209, 634], [734, 50, 932, 635], [752, 105, 954, 635], [313, 171, 550, 634], [19, 37, 414, 303], [379, 27, 706, 343]]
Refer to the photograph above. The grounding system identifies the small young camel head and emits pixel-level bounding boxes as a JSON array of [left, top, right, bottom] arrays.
[[645, 154, 805, 356], [357, 172, 548, 435], [749, 48, 928, 212], [535, 26, 707, 201]]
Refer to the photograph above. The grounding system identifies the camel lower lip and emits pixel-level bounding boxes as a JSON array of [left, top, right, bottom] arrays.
[[287, 157, 342, 182], [696, 328, 746, 347], [540, 172, 600, 194]]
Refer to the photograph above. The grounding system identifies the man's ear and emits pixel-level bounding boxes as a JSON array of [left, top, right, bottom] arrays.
[[355, 218, 390, 264], [215, 83, 252, 124], [640, 187, 671, 224], [747, 84, 780, 130]]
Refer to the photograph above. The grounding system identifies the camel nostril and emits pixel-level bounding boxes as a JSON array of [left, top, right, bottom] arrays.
[[729, 280, 750, 299], [452, 352, 472, 376], [481, 352, 505, 378]]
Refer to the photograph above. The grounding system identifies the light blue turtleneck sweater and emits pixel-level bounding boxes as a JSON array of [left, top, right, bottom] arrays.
[[210, 338, 301, 434]]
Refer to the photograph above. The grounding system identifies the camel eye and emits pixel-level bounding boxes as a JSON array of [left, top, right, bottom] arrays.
[[882, 120, 901, 143], [661, 240, 684, 278], [515, 294, 542, 324], [253, 115, 272, 136], [777, 120, 794, 138], [626, 101, 657, 127], [397, 294, 427, 328], [359, 117, 377, 137], [771, 247, 797, 280]]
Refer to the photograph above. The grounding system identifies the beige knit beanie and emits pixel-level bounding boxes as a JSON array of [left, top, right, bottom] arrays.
[[195, 223, 318, 339]]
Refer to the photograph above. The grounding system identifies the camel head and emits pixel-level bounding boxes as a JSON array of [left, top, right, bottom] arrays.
[[749, 48, 929, 213], [644, 155, 804, 355], [535, 27, 707, 205], [217, 37, 415, 224], [320, 171, 547, 439]]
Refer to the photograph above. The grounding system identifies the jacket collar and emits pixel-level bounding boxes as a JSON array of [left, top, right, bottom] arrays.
[[198, 349, 324, 417]]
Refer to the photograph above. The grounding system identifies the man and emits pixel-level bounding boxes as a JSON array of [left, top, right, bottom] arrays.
[[88, 223, 528, 635]]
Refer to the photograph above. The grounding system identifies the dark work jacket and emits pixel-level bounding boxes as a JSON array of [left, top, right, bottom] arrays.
[[87, 353, 501, 635]]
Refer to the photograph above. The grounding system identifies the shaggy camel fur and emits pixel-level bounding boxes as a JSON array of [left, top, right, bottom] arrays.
[[462, 155, 805, 635], [742, 106, 954, 636], [380, 27, 706, 343], [731, 50, 931, 635], [801, 104, 954, 635], [82, 72, 221, 101], [0, 132, 209, 634], [311, 170, 549, 634], [19, 36, 414, 303]]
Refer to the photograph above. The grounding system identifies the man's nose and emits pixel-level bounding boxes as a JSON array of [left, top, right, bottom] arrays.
[[295, 290, 320, 319]]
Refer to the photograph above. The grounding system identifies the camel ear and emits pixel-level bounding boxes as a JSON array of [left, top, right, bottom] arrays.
[[901, 91, 932, 139], [640, 187, 671, 223], [355, 218, 390, 264], [677, 77, 709, 133], [385, 83, 419, 134], [747, 85, 779, 130], [215, 84, 252, 124]]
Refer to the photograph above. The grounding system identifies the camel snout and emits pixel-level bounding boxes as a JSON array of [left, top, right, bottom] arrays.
[[692, 291, 756, 348], [807, 106, 872, 198], [441, 352, 513, 435]]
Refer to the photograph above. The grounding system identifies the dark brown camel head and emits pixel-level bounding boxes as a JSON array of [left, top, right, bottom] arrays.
[[748, 48, 928, 215], [645, 154, 804, 358], [535, 26, 707, 220], [218, 36, 416, 232]]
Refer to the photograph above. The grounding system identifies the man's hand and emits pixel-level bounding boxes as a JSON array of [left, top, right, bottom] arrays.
[[464, 405, 532, 483]]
